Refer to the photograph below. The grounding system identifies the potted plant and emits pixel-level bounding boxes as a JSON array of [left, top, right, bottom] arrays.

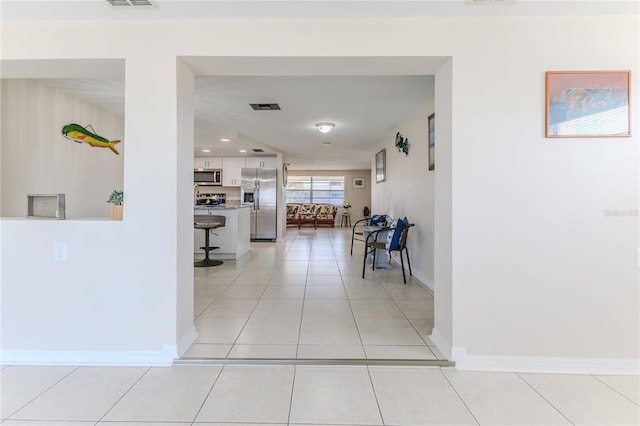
[[107, 190, 124, 220], [342, 200, 352, 213]]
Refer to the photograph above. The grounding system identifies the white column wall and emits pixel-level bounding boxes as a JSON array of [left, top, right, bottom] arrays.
[[1, 15, 637, 371], [176, 59, 197, 354]]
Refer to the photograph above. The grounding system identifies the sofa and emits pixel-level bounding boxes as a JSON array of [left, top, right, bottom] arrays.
[[286, 203, 338, 229]]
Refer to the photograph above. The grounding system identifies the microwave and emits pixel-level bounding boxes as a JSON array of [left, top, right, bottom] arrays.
[[194, 169, 222, 185]]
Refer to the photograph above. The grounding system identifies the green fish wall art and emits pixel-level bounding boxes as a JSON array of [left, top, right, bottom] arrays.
[[61, 124, 122, 155]]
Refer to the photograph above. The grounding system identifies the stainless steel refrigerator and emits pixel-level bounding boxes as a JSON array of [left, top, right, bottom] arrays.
[[241, 167, 277, 241]]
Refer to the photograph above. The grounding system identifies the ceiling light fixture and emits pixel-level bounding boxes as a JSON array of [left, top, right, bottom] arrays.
[[202, 149, 210, 153], [220, 138, 230, 142], [239, 149, 247, 153], [316, 122, 335, 134]]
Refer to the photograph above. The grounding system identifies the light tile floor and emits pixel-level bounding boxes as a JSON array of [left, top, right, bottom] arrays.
[[188, 227, 441, 360], [2, 228, 638, 425], [1, 364, 638, 425]]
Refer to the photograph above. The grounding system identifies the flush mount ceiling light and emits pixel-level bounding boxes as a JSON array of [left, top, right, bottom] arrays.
[[220, 138, 230, 142], [316, 122, 335, 134], [202, 149, 210, 153]]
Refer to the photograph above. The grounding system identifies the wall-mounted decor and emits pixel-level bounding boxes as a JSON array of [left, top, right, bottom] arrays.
[[353, 177, 365, 189], [62, 123, 122, 155], [375, 149, 386, 183], [428, 113, 435, 171], [545, 71, 630, 138], [395, 132, 409, 156]]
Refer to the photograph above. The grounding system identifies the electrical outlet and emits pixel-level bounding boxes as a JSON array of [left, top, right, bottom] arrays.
[[54, 243, 67, 262]]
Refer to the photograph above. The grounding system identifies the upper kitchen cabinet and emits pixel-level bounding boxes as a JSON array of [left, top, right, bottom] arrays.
[[245, 156, 277, 168], [194, 157, 222, 170], [222, 157, 246, 186]]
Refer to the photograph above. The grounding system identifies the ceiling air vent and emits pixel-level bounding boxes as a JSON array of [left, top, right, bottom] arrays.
[[250, 103, 281, 111], [252, 149, 265, 153], [107, 0, 153, 6]]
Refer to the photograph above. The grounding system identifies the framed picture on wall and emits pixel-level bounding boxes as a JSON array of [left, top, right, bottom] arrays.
[[375, 149, 386, 183], [545, 70, 631, 138], [353, 177, 365, 189], [428, 113, 435, 171]]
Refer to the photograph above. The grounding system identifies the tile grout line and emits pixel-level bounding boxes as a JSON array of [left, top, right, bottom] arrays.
[[332, 230, 368, 359], [515, 372, 576, 426], [94, 365, 152, 424], [439, 368, 481, 426], [286, 364, 298, 425], [3, 365, 80, 421], [365, 365, 387, 425], [190, 363, 226, 424], [592, 374, 640, 407], [380, 280, 438, 359]]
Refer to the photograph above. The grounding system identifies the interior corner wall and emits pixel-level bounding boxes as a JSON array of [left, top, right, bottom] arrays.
[[0, 79, 124, 219]]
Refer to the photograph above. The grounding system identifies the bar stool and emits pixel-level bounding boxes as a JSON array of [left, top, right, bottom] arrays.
[[194, 214, 226, 267], [341, 212, 352, 227]]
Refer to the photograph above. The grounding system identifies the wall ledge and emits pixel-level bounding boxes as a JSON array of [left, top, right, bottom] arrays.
[[451, 347, 640, 375]]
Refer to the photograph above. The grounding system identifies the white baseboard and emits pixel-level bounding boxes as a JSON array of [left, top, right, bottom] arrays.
[[452, 347, 640, 375], [177, 325, 198, 357], [429, 327, 452, 360], [1, 347, 177, 367]]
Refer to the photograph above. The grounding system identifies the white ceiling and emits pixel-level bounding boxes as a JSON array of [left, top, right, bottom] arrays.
[[1, 0, 635, 21]]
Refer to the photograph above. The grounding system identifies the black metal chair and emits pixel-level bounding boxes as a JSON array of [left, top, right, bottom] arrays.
[[194, 214, 226, 267], [350, 215, 388, 255], [362, 223, 414, 284]]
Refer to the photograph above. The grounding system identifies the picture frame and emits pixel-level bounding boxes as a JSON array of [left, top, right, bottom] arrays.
[[375, 149, 386, 183], [545, 71, 631, 138], [428, 113, 435, 171], [353, 177, 365, 189]]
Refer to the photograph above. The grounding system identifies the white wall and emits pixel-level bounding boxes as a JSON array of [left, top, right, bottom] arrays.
[[370, 87, 435, 288], [1, 12, 637, 372], [1, 79, 124, 219]]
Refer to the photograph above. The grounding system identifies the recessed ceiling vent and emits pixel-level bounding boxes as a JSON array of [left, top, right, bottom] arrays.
[[107, 0, 153, 6], [250, 103, 281, 111], [252, 149, 265, 153]]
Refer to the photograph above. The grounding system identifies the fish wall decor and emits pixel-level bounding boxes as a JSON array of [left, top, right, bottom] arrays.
[[61, 124, 121, 155]]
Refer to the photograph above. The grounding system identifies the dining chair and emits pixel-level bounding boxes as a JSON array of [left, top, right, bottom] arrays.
[[350, 214, 389, 255], [362, 221, 414, 284]]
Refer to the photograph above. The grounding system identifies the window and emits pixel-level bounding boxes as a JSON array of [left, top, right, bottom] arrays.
[[286, 175, 345, 205]]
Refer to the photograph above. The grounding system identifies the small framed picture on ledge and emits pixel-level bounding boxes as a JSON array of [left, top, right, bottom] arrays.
[[353, 177, 365, 189]]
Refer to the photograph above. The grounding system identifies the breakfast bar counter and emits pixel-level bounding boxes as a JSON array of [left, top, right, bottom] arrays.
[[194, 204, 250, 259]]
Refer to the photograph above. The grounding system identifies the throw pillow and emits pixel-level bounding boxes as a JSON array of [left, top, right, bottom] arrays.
[[387, 217, 408, 251]]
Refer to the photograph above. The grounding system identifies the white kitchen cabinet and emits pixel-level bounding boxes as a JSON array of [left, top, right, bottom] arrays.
[[245, 156, 277, 168], [194, 206, 250, 259], [194, 157, 222, 169], [222, 157, 246, 186]]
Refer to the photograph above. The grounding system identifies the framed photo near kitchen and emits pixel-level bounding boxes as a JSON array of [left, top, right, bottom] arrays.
[[353, 177, 365, 189], [375, 149, 386, 183]]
